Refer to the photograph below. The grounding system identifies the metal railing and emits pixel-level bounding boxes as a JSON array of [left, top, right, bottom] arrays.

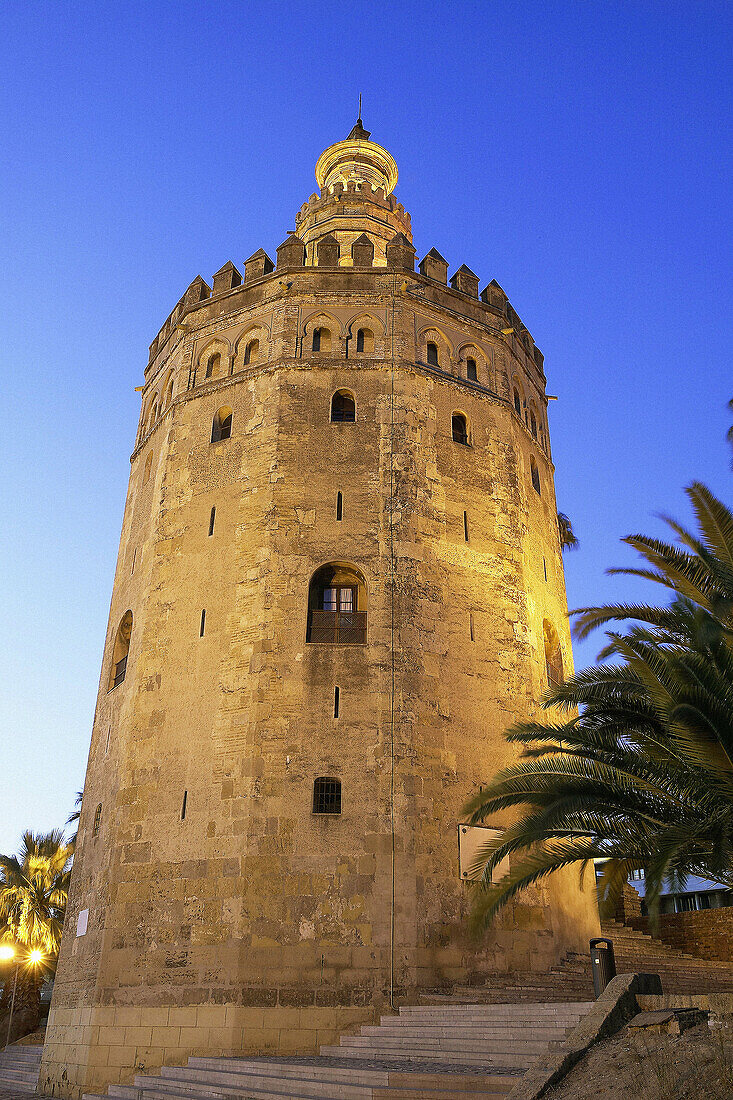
[[308, 610, 367, 644]]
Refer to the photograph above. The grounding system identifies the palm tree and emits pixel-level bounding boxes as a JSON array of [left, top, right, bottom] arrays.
[[66, 791, 83, 850], [0, 831, 73, 1033], [464, 482, 733, 930], [557, 512, 579, 551]]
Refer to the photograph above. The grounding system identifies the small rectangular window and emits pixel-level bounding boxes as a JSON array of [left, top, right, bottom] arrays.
[[181, 790, 188, 820], [334, 686, 340, 718], [209, 507, 216, 536], [313, 777, 341, 814], [200, 609, 206, 637]]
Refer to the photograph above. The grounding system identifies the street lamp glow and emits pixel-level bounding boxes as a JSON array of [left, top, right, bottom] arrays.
[[0, 945, 15, 961], [28, 949, 44, 965]]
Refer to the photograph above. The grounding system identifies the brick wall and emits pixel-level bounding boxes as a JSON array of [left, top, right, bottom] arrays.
[[630, 908, 733, 962]]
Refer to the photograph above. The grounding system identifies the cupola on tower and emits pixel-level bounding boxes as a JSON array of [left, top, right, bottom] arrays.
[[42, 118, 599, 1099]]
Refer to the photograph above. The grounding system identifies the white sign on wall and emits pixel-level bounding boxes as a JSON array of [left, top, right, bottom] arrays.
[[458, 825, 510, 883]]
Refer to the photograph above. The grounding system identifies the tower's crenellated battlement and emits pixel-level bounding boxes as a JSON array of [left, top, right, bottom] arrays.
[[42, 120, 599, 1099]]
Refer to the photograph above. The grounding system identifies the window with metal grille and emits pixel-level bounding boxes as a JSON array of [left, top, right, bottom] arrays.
[[211, 407, 232, 442], [92, 803, 102, 838], [112, 655, 127, 688], [313, 777, 341, 815], [466, 357, 477, 381], [109, 611, 132, 691], [307, 564, 367, 644], [543, 621, 564, 689], [452, 413, 469, 445], [426, 341, 439, 366], [331, 390, 355, 422], [531, 457, 541, 495]]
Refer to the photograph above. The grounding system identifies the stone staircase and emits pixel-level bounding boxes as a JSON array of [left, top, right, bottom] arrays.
[[425, 920, 733, 1006], [0, 1043, 43, 1093], [82, 1002, 592, 1100], [600, 918, 733, 993]]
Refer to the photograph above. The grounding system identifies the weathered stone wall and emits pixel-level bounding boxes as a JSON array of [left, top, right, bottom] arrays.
[[629, 908, 733, 962], [41, 264, 598, 1097]]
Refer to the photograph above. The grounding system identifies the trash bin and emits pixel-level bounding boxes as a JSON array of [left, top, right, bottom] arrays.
[[589, 937, 616, 997]]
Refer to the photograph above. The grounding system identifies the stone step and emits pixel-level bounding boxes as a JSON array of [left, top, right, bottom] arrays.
[[338, 1035, 552, 1057], [0, 1047, 43, 1060], [0, 1065, 41, 1080], [0, 1080, 38, 1094], [400, 1003, 594, 1007], [188, 1059, 515, 1092], [367, 1024, 572, 1040], [121, 1068, 518, 1100], [320, 1045, 535, 1070]]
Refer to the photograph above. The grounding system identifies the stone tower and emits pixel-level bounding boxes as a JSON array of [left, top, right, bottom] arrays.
[[42, 119, 599, 1097]]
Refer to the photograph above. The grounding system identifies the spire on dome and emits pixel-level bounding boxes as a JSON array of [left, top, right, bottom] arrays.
[[347, 117, 371, 141], [347, 94, 371, 141]]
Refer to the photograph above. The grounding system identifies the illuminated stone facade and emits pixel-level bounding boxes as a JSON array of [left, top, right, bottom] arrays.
[[41, 119, 599, 1097]]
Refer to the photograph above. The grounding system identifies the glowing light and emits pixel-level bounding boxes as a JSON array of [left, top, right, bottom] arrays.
[[28, 949, 44, 965], [0, 945, 15, 961]]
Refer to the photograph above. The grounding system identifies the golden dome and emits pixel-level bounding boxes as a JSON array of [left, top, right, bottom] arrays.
[[315, 118, 398, 196]]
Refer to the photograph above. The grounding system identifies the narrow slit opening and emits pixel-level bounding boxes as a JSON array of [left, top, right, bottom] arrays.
[[463, 511, 469, 542], [200, 609, 206, 637], [209, 506, 216, 536], [181, 790, 188, 820], [543, 557, 548, 582], [470, 613, 475, 642], [334, 686, 340, 719], [336, 491, 343, 521]]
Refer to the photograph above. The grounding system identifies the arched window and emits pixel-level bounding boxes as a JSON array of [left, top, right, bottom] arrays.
[[466, 357, 477, 381], [356, 328, 374, 354], [92, 803, 102, 838], [145, 399, 158, 433], [205, 353, 220, 380], [543, 621, 564, 689], [426, 341, 439, 366], [164, 378, 174, 411], [211, 406, 232, 443], [312, 327, 332, 353], [513, 389, 522, 417], [452, 413, 469, 445], [331, 390, 355, 423], [530, 411, 538, 440], [307, 563, 367, 644], [244, 339, 259, 365], [530, 457, 541, 495], [109, 611, 132, 691], [313, 777, 341, 815], [143, 452, 152, 484]]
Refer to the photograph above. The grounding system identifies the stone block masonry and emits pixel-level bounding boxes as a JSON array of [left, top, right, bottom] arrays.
[[42, 119, 599, 1097]]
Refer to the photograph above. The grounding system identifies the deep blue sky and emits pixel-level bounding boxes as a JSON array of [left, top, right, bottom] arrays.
[[1, 1, 730, 856]]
